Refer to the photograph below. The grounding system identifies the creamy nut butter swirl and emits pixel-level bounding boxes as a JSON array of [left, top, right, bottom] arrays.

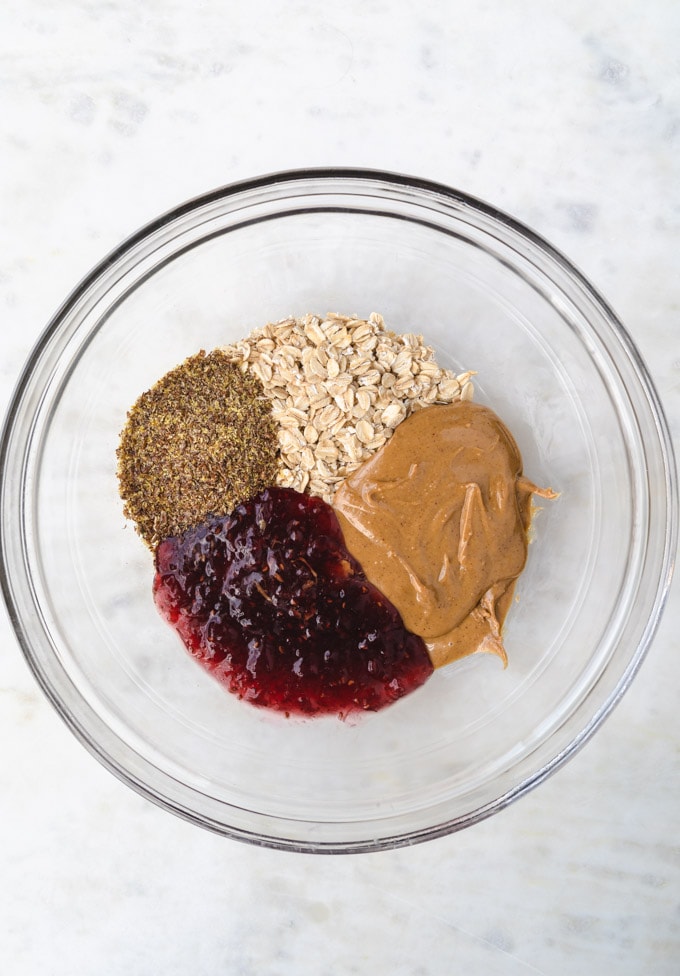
[[334, 401, 555, 668]]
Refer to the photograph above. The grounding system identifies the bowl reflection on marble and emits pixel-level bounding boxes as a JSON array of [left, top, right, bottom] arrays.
[[0, 170, 676, 852]]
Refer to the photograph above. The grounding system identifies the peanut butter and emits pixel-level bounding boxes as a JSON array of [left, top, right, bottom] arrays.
[[333, 401, 554, 668]]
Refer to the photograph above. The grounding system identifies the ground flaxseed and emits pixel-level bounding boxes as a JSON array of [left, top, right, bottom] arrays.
[[117, 349, 279, 547]]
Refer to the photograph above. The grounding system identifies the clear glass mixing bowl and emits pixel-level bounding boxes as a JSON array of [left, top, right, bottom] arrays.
[[1, 170, 676, 852]]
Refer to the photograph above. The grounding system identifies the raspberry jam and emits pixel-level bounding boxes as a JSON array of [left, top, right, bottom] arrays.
[[153, 487, 433, 716]]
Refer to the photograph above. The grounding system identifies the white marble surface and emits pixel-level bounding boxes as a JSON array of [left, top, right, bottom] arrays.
[[2, 1, 679, 972]]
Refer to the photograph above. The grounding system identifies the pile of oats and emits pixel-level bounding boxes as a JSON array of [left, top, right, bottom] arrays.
[[220, 312, 473, 504]]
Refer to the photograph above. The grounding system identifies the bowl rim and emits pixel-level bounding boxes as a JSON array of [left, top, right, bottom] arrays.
[[1, 167, 677, 853]]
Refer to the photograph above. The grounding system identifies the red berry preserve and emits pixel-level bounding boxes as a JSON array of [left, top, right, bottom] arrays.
[[153, 487, 433, 716]]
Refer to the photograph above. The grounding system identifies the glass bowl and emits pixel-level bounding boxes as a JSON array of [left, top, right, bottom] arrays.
[[1, 169, 676, 853]]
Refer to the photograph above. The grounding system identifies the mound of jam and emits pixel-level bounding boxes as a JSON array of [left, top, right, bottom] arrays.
[[153, 487, 433, 716]]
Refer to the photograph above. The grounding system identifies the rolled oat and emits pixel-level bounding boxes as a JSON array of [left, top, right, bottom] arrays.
[[220, 312, 473, 504]]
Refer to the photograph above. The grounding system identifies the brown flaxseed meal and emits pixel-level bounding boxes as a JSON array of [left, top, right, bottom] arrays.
[[117, 350, 279, 547]]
